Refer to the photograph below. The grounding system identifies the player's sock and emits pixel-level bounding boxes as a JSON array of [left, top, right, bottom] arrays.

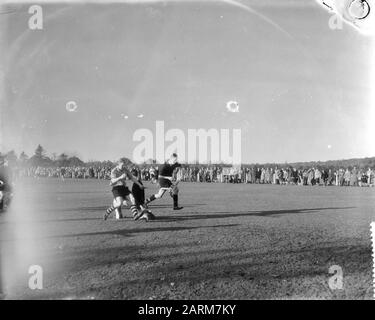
[[173, 194, 178, 208], [133, 205, 145, 221], [145, 194, 156, 204], [104, 205, 116, 220], [106, 205, 116, 214], [173, 195, 183, 210], [130, 205, 138, 217]]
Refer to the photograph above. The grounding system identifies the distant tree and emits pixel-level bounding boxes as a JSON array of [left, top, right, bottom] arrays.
[[29, 144, 52, 167], [34, 144, 46, 158], [6, 150, 18, 166], [68, 156, 85, 167], [19, 151, 29, 163], [55, 153, 69, 167]]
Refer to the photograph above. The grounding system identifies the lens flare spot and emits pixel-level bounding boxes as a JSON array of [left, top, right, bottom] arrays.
[[226, 101, 239, 113], [348, 0, 370, 19], [65, 101, 78, 112]]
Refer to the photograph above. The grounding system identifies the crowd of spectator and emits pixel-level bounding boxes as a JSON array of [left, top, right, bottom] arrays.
[[16, 166, 113, 180], [12, 165, 375, 187], [174, 166, 375, 187]]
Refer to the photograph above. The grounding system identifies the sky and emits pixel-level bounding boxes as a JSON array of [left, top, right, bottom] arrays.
[[0, 0, 374, 164]]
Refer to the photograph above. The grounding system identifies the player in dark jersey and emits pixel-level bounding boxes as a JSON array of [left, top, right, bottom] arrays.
[[144, 153, 183, 210], [131, 168, 155, 221]]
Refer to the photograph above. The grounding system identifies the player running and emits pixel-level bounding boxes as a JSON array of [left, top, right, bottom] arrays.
[[144, 153, 183, 210], [103, 158, 146, 221]]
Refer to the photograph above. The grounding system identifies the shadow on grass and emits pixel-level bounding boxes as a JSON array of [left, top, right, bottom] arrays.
[[34, 242, 372, 300], [42, 223, 239, 239], [157, 206, 356, 222], [0, 206, 356, 225]]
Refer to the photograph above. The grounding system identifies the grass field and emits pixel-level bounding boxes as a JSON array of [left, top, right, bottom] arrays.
[[1, 178, 374, 299]]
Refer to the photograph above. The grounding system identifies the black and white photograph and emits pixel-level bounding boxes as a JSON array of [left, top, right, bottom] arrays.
[[0, 0, 375, 304]]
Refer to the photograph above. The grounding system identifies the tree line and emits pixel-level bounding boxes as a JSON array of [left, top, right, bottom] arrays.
[[1, 144, 375, 170], [0, 145, 115, 168]]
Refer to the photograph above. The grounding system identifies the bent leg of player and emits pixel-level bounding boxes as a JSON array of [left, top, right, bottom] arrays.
[[170, 184, 183, 210], [132, 194, 156, 221], [104, 196, 123, 220], [113, 198, 123, 220], [144, 188, 168, 206], [123, 193, 143, 220]]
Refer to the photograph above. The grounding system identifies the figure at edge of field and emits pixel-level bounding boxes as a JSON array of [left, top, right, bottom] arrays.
[[0, 156, 13, 213]]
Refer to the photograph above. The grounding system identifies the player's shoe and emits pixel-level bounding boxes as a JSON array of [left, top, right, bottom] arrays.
[[138, 212, 149, 222], [133, 209, 145, 221], [173, 206, 183, 210], [146, 211, 156, 220], [139, 211, 156, 222]]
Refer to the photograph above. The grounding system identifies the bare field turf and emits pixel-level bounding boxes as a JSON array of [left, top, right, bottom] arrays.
[[1, 178, 374, 299]]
